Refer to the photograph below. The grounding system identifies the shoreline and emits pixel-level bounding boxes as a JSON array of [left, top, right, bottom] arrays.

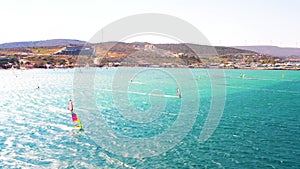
[[1, 66, 300, 71]]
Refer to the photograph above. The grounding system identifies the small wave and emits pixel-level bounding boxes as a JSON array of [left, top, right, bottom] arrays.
[[47, 105, 69, 114], [99, 152, 136, 169], [211, 160, 224, 168], [48, 123, 73, 131], [4, 137, 14, 148]]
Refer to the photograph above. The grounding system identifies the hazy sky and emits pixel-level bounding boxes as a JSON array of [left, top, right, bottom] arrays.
[[0, 0, 299, 47]]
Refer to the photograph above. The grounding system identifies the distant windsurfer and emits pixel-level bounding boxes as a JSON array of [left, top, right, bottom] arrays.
[[68, 99, 83, 130], [177, 87, 181, 98]]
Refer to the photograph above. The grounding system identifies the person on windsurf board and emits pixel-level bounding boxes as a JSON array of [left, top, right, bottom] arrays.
[[177, 87, 181, 98], [68, 99, 83, 130]]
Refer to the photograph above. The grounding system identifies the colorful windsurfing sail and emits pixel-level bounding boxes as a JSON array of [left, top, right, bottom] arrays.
[[68, 99, 83, 130], [72, 112, 82, 129]]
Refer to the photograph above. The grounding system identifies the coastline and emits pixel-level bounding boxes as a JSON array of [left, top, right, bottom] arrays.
[[2, 65, 300, 71]]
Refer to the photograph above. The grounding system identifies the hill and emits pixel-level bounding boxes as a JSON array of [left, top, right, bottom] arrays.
[[0, 39, 86, 49], [94, 42, 256, 56], [91, 42, 256, 65], [233, 46, 300, 57], [1, 41, 276, 69]]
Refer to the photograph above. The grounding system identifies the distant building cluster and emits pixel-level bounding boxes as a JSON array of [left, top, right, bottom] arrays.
[[55, 46, 94, 56]]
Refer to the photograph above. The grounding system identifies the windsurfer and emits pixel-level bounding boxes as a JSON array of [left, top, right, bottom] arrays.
[[177, 87, 181, 98], [68, 99, 83, 130]]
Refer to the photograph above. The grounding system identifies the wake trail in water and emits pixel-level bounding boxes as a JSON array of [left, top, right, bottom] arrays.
[[226, 85, 300, 94], [226, 76, 299, 82], [131, 81, 144, 85], [101, 89, 178, 98]]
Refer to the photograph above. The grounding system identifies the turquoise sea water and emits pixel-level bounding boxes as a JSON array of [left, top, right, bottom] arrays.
[[0, 68, 299, 168]]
